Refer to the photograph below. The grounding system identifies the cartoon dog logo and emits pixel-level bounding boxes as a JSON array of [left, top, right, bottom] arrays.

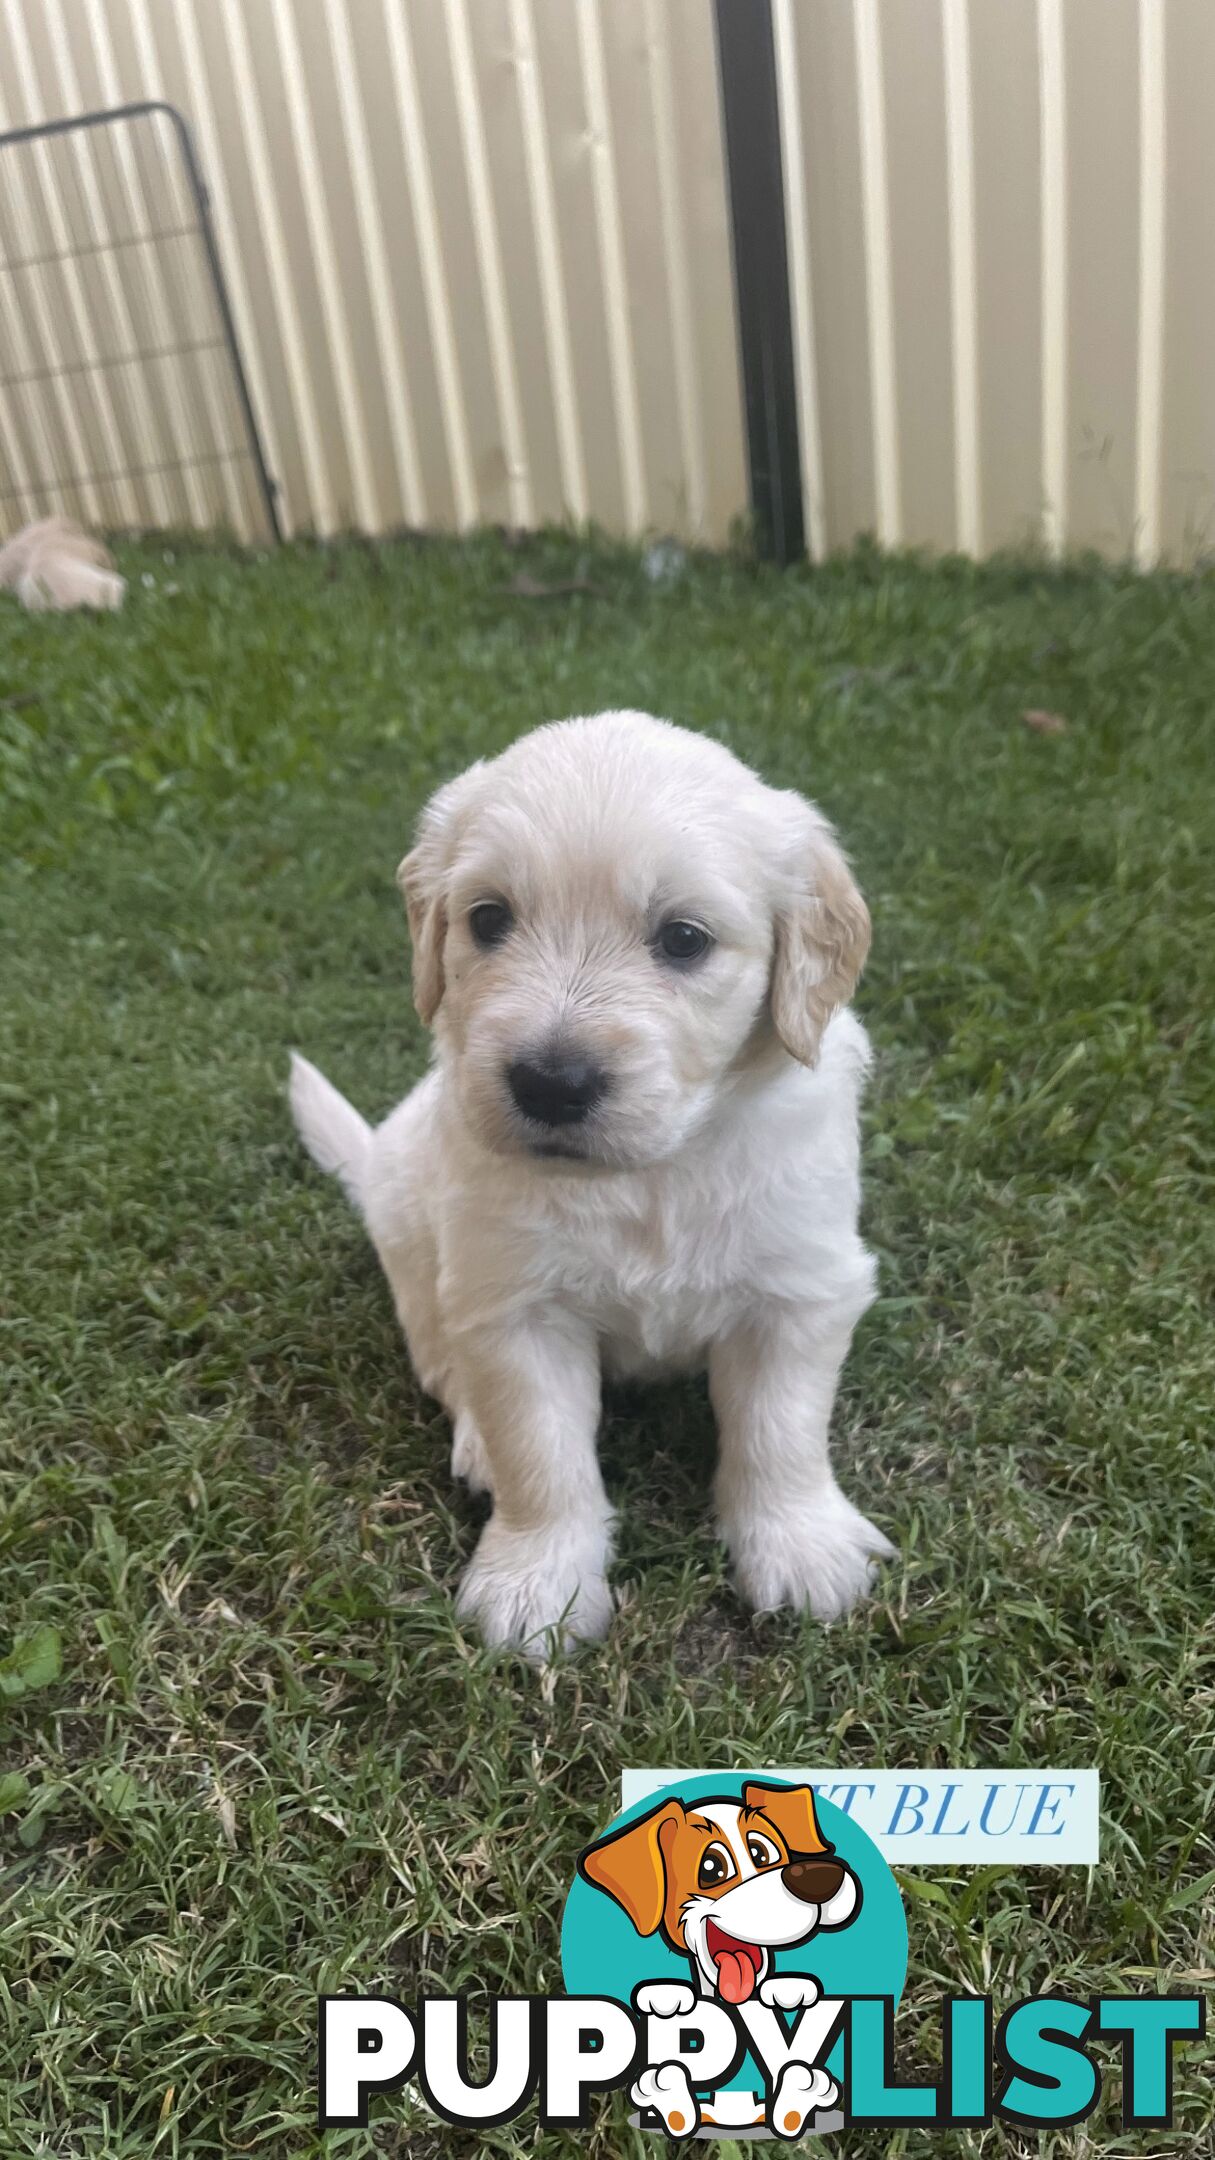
[[579, 1781, 861, 2135]]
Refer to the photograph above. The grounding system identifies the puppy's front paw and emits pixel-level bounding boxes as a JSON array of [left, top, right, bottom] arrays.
[[770, 2061, 839, 2138], [634, 1981, 697, 2019], [759, 1972, 820, 2010], [631, 2063, 700, 2137], [724, 1484, 894, 1622], [456, 1515, 614, 1657]]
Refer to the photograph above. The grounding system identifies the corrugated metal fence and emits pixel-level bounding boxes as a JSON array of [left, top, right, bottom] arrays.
[[2, 0, 1215, 564]]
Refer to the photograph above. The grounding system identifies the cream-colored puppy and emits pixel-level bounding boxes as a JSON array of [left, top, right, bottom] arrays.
[[291, 711, 893, 1653]]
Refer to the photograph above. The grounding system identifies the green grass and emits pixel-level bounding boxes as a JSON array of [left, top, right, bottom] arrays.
[[1, 529, 1212, 2157]]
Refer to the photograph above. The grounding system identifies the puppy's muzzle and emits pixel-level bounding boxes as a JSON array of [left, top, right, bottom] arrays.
[[507, 1053, 608, 1129], [781, 1856, 846, 1904]]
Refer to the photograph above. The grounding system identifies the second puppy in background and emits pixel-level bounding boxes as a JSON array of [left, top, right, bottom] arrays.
[[292, 710, 893, 1654], [0, 516, 125, 612]]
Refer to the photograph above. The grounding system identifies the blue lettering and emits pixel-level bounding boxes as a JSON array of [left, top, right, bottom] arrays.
[[1026, 1782, 1073, 1837], [1097, 1997, 1202, 2126], [997, 1999, 1097, 2125], [979, 1783, 1031, 1838], [886, 1784, 930, 1837], [932, 1783, 972, 1836]]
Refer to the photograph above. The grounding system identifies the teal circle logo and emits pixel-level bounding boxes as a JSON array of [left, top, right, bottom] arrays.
[[562, 1775, 907, 2121]]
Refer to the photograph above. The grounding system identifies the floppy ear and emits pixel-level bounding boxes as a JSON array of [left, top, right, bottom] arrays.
[[396, 770, 477, 1026], [770, 802, 870, 1068], [743, 1780, 830, 1858], [745, 1780, 859, 1924], [577, 1801, 684, 1936]]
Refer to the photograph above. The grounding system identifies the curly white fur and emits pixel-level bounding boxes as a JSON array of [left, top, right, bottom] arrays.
[[291, 711, 894, 1654]]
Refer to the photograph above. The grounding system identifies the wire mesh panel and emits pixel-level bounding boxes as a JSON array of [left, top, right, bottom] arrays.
[[0, 102, 279, 542]]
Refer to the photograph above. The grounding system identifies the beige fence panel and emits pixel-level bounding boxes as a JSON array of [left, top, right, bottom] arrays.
[[0, 0, 746, 543], [5, 1, 1215, 561], [776, 0, 1215, 565]]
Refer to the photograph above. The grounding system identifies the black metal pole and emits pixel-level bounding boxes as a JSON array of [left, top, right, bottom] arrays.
[[712, 0, 805, 565]]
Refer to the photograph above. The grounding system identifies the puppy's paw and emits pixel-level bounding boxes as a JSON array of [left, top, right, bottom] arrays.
[[456, 1515, 614, 1657], [631, 2062, 700, 2137], [724, 1484, 894, 1622], [634, 1981, 697, 2019], [759, 1972, 821, 2011], [770, 2061, 839, 2139], [450, 1411, 493, 1496]]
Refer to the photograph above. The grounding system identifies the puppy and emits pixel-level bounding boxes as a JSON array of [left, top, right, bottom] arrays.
[[0, 516, 125, 611], [291, 710, 893, 1652], [579, 1780, 859, 2004]]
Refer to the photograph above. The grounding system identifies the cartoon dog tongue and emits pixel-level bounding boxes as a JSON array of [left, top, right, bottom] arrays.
[[710, 1931, 761, 2004]]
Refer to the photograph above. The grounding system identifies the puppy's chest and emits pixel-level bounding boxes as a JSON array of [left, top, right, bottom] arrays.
[[553, 1191, 760, 1374]]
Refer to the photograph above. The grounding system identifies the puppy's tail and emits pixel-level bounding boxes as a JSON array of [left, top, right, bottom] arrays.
[[289, 1053, 371, 1213]]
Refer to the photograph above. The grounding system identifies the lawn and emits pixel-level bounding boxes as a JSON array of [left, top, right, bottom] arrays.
[[1, 529, 1212, 2157]]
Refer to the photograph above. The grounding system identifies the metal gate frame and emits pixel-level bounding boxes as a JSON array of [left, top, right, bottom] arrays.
[[0, 99, 281, 542]]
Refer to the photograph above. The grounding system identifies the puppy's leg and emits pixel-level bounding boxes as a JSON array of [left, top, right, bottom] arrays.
[[453, 1309, 613, 1655], [710, 1277, 893, 1622], [372, 1233, 494, 1492]]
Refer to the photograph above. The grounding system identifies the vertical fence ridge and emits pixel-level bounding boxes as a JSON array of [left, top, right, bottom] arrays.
[[644, 0, 707, 540], [3, 0, 134, 525], [44, 0, 178, 527], [151, 0, 288, 534], [217, 0, 335, 528], [41, 0, 160, 526], [1037, 0, 1067, 556], [509, 0, 587, 527], [266, 0, 379, 529], [576, 0, 647, 533], [79, 0, 223, 526], [942, 0, 980, 555], [322, 0, 425, 527], [445, 0, 532, 528], [1134, 0, 1165, 570], [853, 0, 901, 547], [381, 0, 477, 531]]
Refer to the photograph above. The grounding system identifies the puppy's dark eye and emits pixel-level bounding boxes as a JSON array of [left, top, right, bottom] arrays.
[[747, 1834, 779, 1869], [655, 919, 712, 965], [697, 1843, 732, 1890], [469, 900, 512, 949]]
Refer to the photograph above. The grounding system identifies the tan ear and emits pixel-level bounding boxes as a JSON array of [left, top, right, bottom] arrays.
[[395, 769, 479, 1027], [743, 1781, 831, 1858], [396, 842, 445, 1026], [578, 1800, 685, 1936], [770, 808, 870, 1068]]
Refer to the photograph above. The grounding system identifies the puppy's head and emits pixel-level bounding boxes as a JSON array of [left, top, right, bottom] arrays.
[[399, 712, 868, 1169], [579, 1783, 859, 2002]]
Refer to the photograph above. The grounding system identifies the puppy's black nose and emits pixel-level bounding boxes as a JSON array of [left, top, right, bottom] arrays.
[[507, 1055, 607, 1128], [782, 1857, 846, 1905]]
